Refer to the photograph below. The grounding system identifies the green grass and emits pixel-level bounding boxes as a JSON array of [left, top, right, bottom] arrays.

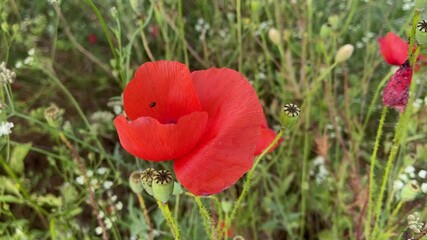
[[1, 0, 427, 239]]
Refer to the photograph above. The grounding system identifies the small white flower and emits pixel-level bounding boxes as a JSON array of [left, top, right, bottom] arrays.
[[98, 211, 105, 218], [313, 156, 325, 166], [87, 170, 94, 177], [103, 181, 113, 190], [405, 165, 416, 174], [15, 61, 23, 69], [23, 56, 34, 65], [28, 48, 35, 56], [97, 167, 108, 175], [90, 178, 98, 186], [399, 174, 409, 182], [393, 180, 405, 190], [111, 195, 117, 202], [418, 170, 427, 179], [104, 218, 112, 229], [76, 176, 84, 185], [116, 201, 123, 210], [421, 183, 427, 193], [95, 226, 103, 235], [0, 121, 14, 136]]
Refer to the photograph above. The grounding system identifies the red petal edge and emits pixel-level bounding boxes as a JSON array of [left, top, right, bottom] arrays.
[[114, 111, 208, 161], [123, 61, 202, 123], [378, 32, 408, 66], [174, 68, 264, 196]]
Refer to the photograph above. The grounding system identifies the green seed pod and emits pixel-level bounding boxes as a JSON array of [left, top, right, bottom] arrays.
[[44, 103, 63, 128], [400, 181, 420, 202], [152, 170, 174, 203], [129, 171, 144, 193], [327, 15, 340, 30], [415, 20, 427, 45], [320, 24, 332, 39], [141, 168, 156, 196], [280, 103, 300, 129]]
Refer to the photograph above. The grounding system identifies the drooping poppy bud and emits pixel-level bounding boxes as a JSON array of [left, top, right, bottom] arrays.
[[382, 60, 413, 112], [280, 103, 300, 129], [141, 168, 156, 196], [152, 170, 174, 203], [335, 44, 354, 63], [268, 28, 281, 45]]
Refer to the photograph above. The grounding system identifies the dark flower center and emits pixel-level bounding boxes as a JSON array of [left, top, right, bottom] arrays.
[[283, 103, 300, 117], [154, 170, 173, 185]]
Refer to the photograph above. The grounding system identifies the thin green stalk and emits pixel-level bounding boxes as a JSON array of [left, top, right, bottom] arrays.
[[84, 0, 118, 60], [365, 107, 388, 239], [225, 128, 285, 231], [177, 0, 188, 65], [300, 99, 311, 239], [371, 10, 421, 239], [137, 193, 153, 240], [157, 201, 180, 240], [236, 0, 242, 71], [194, 196, 215, 240], [362, 70, 394, 131]]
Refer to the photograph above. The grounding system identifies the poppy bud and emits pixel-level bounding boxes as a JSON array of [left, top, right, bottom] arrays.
[[320, 24, 332, 39], [400, 181, 420, 202], [141, 168, 156, 196], [280, 103, 300, 129], [129, 171, 143, 193], [268, 28, 281, 45], [335, 44, 354, 63], [327, 15, 340, 30], [152, 170, 174, 203]]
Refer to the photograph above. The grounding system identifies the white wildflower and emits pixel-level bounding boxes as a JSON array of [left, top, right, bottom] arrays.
[[421, 183, 427, 193], [405, 165, 416, 174], [393, 180, 405, 190], [0, 121, 14, 136], [76, 176, 84, 185], [103, 181, 113, 190], [87, 170, 93, 177], [97, 167, 108, 175], [115, 201, 123, 210], [104, 218, 112, 229], [98, 211, 105, 218], [95, 226, 103, 235], [418, 170, 427, 179], [313, 156, 325, 166], [111, 195, 117, 202], [0, 62, 16, 84]]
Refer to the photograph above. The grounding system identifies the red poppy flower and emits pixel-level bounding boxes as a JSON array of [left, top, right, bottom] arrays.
[[382, 60, 412, 112], [114, 61, 278, 195], [87, 34, 97, 44], [378, 32, 409, 66]]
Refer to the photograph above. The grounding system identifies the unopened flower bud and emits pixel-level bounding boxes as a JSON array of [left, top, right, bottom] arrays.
[[280, 103, 300, 129], [327, 15, 339, 30], [129, 171, 144, 193], [320, 24, 332, 39], [152, 170, 174, 203], [400, 181, 420, 202], [335, 44, 354, 63], [268, 28, 281, 45], [141, 168, 156, 196]]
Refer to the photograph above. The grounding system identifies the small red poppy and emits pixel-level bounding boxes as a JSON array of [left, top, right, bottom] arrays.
[[87, 34, 97, 44], [382, 60, 412, 112], [114, 61, 278, 195], [378, 32, 409, 66]]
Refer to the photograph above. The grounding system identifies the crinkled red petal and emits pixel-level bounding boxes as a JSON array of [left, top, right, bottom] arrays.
[[123, 61, 202, 123], [382, 61, 412, 112], [174, 68, 263, 195], [114, 112, 208, 161], [254, 126, 280, 156], [378, 32, 408, 66]]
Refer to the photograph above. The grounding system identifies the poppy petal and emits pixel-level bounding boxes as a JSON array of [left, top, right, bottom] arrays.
[[174, 68, 264, 195], [114, 111, 208, 161], [254, 126, 280, 156], [378, 32, 408, 66], [123, 61, 202, 123]]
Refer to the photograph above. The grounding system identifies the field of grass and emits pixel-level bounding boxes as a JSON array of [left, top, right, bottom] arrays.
[[1, 0, 427, 239]]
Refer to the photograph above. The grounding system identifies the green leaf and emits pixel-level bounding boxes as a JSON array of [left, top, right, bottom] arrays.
[[0, 176, 21, 196], [10, 143, 32, 175]]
